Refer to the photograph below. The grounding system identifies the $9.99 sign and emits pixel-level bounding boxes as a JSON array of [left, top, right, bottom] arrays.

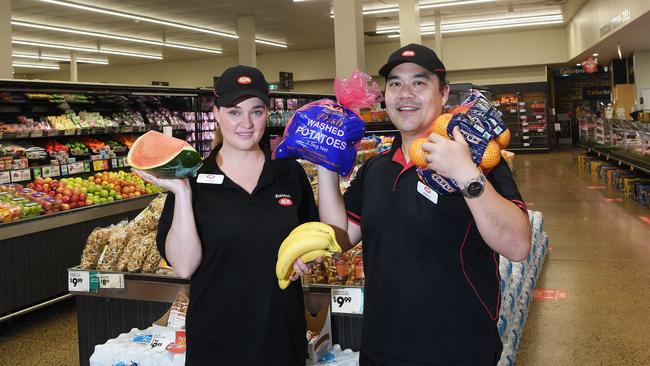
[[331, 287, 364, 314]]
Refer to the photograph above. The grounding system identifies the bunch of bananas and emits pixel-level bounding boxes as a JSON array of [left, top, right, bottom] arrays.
[[276, 222, 342, 289]]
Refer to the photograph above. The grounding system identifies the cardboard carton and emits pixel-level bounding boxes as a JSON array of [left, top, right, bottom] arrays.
[[305, 303, 333, 364]]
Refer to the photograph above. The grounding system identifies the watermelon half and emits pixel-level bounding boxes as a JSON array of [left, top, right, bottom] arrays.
[[127, 131, 202, 178]]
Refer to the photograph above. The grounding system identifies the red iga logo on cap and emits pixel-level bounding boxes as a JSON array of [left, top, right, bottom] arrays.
[[237, 76, 252, 84], [278, 198, 293, 207], [402, 50, 416, 57]]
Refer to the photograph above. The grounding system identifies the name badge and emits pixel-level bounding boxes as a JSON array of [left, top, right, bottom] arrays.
[[417, 181, 438, 204], [197, 174, 224, 185]]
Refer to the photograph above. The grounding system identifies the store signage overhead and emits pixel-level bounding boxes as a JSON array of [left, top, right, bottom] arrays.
[[600, 9, 631, 38], [583, 86, 611, 100]]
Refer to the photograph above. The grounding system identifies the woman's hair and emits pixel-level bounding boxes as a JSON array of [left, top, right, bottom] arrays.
[[211, 106, 223, 149]]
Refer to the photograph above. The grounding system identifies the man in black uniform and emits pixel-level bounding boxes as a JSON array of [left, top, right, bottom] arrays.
[[312, 44, 532, 365]]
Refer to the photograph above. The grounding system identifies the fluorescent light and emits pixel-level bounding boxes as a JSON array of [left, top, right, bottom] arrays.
[[387, 34, 401, 38], [381, 12, 563, 36], [37, 0, 237, 39], [593, 53, 599, 57], [13, 62, 60, 69], [12, 39, 97, 53], [442, 20, 564, 33], [420, 0, 496, 9], [363, 7, 399, 15], [12, 52, 109, 65], [164, 43, 222, 54], [36, 0, 287, 47], [12, 20, 162, 46], [99, 49, 162, 60], [12, 39, 162, 59], [255, 39, 288, 48], [13, 20, 225, 54], [576, 63, 582, 66]]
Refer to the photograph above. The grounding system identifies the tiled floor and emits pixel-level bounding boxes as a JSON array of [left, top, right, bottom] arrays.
[[0, 149, 649, 365]]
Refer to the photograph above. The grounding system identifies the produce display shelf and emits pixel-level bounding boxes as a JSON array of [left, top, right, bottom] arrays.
[[0, 194, 156, 240], [578, 143, 650, 174]]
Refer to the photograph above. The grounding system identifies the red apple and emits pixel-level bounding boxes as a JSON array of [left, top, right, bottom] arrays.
[[69, 202, 78, 209], [55, 193, 63, 200], [72, 187, 81, 196], [56, 187, 64, 194], [48, 191, 56, 197], [79, 193, 86, 202], [61, 203, 70, 211], [26, 183, 35, 189], [35, 184, 42, 192], [61, 196, 70, 204], [63, 189, 72, 197], [70, 194, 79, 203]]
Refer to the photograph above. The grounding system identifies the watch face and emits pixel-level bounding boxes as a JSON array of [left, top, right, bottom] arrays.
[[467, 181, 483, 197]]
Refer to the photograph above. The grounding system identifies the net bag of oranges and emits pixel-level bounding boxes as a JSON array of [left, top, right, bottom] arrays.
[[411, 90, 510, 195], [273, 70, 383, 176]]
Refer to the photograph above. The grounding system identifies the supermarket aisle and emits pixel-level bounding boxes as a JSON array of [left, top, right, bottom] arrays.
[[1, 150, 649, 366], [514, 150, 650, 365], [0, 298, 79, 366]]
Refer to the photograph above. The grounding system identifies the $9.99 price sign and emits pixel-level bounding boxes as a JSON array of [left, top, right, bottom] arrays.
[[331, 288, 364, 315]]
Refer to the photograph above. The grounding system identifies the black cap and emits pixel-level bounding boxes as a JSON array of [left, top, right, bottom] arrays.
[[378, 43, 446, 81], [214, 65, 269, 107]]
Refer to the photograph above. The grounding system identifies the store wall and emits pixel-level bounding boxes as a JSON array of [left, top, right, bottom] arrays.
[[27, 27, 566, 89], [567, 0, 650, 60], [633, 50, 650, 109]]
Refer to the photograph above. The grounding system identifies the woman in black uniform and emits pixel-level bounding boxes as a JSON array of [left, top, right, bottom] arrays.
[[135, 65, 316, 365]]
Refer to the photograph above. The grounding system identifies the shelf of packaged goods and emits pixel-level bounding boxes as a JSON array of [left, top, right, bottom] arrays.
[[578, 143, 650, 174], [507, 147, 550, 153], [0, 194, 156, 240]]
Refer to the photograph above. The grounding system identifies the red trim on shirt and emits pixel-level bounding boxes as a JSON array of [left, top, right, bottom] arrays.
[[511, 199, 528, 215], [459, 222, 500, 321], [347, 210, 361, 225], [391, 147, 414, 191]]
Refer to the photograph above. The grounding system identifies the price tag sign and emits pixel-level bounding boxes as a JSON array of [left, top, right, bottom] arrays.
[[84, 161, 91, 172], [536, 115, 544, 120], [111, 159, 118, 169], [41, 165, 61, 178], [124, 126, 133, 133], [32, 167, 42, 178], [509, 109, 517, 114], [99, 273, 125, 289], [331, 288, 364, 314], [519, 109, 526, 113], [64, 129, 75, 136], [60, 164, 68, 176], [16, 131, 29, 138], [30, 130, 43, 137], [123, 158, 130, 167], [0, 171, 10, 184], [522, 128, 529, 133], [118, 158, 124, 168], [93, 159, 109, 171], [68, 270, 90, 292], [537, 128, 544, 133], [523, 142, 531, 147], [523, 136, 530, 140], [0, 132, 3, 139], [10, 169, 31, 182]]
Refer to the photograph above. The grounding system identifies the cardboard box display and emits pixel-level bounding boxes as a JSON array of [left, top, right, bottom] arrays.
[[305, 303, 333, 364]]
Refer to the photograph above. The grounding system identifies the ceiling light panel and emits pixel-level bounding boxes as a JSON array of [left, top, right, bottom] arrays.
[[13, 62, 60, 70], [12, 39, 163, 60], [12, 20, 224, 54], [12, 52, 109, 65], [36, 0, 287, 47]]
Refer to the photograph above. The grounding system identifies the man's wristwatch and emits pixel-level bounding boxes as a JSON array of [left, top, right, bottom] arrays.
[[460, 172, 486, 199]]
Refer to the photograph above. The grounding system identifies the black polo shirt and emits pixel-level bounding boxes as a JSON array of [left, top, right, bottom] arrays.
[[156, 145, 317, 366], [344, 135, 527, 366]]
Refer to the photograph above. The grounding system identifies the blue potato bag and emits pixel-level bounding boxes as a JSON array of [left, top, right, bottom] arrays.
[[273, 99, 366, 177]]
